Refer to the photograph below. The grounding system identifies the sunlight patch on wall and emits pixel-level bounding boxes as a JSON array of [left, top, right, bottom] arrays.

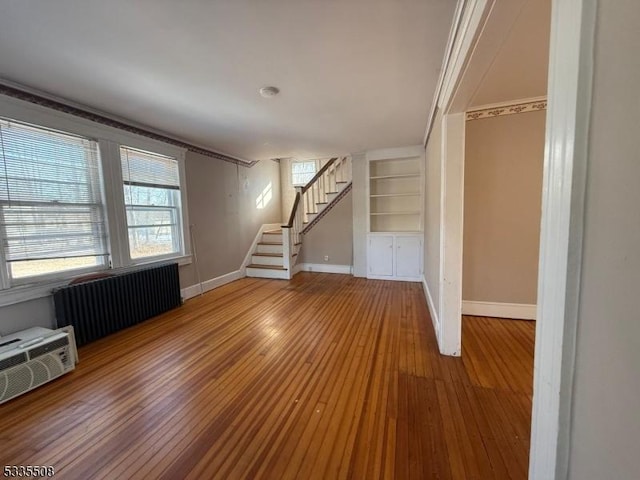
[[256, 182, 273, 209]]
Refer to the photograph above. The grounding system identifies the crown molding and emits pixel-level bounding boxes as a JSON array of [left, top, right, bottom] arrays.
[[466, 96, 547, 120], [0, 79, 257, 167]]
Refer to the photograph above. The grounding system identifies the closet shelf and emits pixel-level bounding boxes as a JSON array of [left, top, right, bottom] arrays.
[[370, 211, 421, 216], [370, 192, 421, 198], [369, 174, 420, 180]]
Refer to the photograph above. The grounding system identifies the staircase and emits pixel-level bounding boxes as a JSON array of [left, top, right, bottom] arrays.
[[245, 229, 289, 279], [246, 156, 352, 279]]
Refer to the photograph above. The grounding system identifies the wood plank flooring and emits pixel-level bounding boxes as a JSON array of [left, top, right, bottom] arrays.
[[0, 273, 535, 479]]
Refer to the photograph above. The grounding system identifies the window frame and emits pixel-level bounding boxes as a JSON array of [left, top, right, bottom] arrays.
[[120, 145, 186, 264], [0, 119, 110, 287], [0, 95, 191, 304], [291, 160, 317, 187]]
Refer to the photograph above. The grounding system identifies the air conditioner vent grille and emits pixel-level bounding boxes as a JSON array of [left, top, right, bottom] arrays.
[[38, 355, 64, 378], [28, 337, 69, 359], [0, 353, 28, 371], [3, 365, 32, 401], [30, 360, 49, 386]]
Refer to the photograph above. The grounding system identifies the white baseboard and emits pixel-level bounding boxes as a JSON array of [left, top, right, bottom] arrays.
[[462, 300, 536, 320], [298, 263, 353, 274], [181, 269, 243, 301], [181, 284, 202, 300], [422, 275, 440, 336]]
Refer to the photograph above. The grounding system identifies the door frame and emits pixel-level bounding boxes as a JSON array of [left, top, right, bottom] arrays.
[[425, 0, 596, 477]]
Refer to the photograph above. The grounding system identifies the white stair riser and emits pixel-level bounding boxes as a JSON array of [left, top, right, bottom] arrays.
[[251, 255, 283, 266], [246, 268, 289, 280], [256, 244, 283, 254], [262, 233, 282, 243]]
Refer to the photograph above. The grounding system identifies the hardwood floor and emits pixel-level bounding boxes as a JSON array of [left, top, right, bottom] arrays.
[[0, 274, 535, 479]]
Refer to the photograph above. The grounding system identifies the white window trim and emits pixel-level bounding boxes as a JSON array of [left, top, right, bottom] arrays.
[[0, 94, 192, 306], [0, 255, 192, 308], [291, 160, 317, 187]]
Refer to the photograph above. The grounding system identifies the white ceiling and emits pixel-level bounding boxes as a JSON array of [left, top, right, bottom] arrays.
[[470, 0, 551, 107], [0, 0, 457, 162]]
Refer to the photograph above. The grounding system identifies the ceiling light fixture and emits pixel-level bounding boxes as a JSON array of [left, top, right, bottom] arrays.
[[259, 86, 280, 98]]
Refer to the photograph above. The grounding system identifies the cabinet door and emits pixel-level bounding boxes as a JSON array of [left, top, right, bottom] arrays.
[[395, 236, 422, 278], [368, 236, 394, 276]]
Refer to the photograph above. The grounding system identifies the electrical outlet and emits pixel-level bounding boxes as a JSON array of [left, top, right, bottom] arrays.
[[323, 255, 329, 262]]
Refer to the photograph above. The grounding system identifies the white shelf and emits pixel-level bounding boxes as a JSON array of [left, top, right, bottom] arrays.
[[370, 211, 421, 216], [368, 154, 423, 234], [370, 173, 421, 180], [370, 192, 420, 198], [369, 230, 423, 234]]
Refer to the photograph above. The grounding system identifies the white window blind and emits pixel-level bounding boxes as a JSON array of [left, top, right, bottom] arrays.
[[120, 146, 182, 260], [292, 160, 316, 186], [0, 118, 108, 281]]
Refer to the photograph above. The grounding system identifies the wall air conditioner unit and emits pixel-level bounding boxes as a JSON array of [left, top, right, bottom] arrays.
[[0, 326, 77, 405]]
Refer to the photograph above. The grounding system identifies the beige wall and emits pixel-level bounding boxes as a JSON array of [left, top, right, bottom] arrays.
[[463, 110, 545, 305], [299, 191, 353, 266], [180, 154, 281, 288], [567, 1, 640, 477], [423, 110, 443, 318], [279, 158, 296, 222]]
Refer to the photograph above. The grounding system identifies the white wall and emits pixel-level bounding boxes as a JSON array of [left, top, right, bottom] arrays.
[[423, 110, 443, 321], [351, 153, 367, 277], [0, 297, 55, 334], [566, 1, 640, 477]]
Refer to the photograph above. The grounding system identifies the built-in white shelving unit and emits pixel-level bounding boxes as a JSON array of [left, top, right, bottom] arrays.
[[368, 155, 423, 233], [365, 147, 424, 281]]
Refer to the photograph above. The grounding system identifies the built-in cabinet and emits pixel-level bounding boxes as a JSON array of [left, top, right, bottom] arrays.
[[366, 147, 424, 281], [367, 233, 423, 280]]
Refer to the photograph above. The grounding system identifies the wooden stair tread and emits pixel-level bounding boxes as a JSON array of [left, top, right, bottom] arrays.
[[252, 253, 283, 257], [246, 264, 287, 271], [258, 242, 283, 245], [263, 230, 282, 234]]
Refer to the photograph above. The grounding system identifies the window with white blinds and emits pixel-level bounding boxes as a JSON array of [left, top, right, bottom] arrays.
[[120, 146, 183, 260], [0, 118, 108, 282]]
